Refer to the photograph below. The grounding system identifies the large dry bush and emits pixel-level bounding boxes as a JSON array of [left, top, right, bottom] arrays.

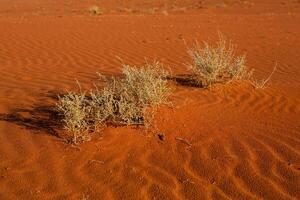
[[56, 62, 170, 144], [187, 35, 253, 87]]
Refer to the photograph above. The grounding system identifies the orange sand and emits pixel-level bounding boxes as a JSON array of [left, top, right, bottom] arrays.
[[0, 0, 299, 199]]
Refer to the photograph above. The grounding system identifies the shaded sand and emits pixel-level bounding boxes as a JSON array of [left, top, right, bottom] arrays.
[[0, 0, 300, 199]]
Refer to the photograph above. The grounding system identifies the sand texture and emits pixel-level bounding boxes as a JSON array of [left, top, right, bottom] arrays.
[[0, 0, 300, 199]]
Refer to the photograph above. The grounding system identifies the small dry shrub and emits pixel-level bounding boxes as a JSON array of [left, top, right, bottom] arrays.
[[89, 76, 146, 127], [187, 34, 253, 87], [56, 62, 170, 144], [121, 61, 170, 106], [89, 6, 102, 15], [56, 92, 91, 144]]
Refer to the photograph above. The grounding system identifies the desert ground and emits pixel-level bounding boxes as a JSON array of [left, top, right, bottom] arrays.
[[0, 0, 300, 199]]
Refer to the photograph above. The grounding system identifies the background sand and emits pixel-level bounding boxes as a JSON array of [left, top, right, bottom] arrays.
[[0, 0, 299, 199]]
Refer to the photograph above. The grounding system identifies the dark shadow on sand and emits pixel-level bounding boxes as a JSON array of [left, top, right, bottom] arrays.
[[166, 74, 203, 88], [0, 91, 64, 138]]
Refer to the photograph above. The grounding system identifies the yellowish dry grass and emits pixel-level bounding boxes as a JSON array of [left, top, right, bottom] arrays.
[[187, 34, 253, 87]]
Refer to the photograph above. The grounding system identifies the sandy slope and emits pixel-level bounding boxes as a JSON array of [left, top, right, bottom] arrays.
[[0, 0, 300, 199]]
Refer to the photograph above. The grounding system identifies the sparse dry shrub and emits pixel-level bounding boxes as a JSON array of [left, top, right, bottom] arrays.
[[187, 34, 253, 87], [56, 62, 170, 144], [89, 61, 169, 126], [121, 61, 170, 106], [56, 92, 91, 144], [88, 76, 146, 127], [89, 6, 102, 15]]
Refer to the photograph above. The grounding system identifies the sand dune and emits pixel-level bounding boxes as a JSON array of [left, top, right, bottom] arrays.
[[0, 0, 299, 199]]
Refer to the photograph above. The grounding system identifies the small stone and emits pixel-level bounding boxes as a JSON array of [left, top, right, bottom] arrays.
[[157, 133, 165, 141]]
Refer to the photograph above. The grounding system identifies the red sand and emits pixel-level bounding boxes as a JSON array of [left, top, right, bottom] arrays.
[[0, 0, 300, 199]]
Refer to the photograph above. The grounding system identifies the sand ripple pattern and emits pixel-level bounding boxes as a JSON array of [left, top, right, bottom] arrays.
[[0, 14, 300, 199]]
